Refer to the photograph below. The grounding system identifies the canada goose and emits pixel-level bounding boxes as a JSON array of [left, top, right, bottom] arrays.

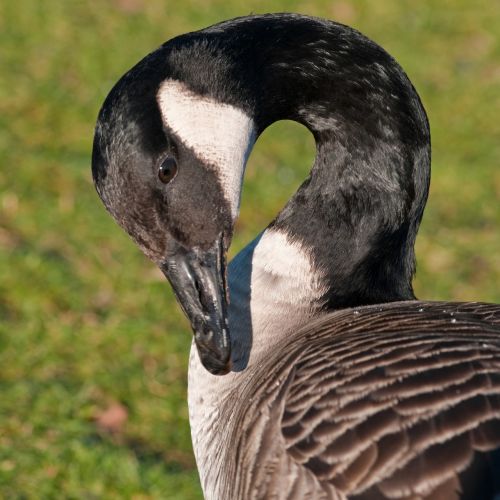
[[91, 13, 500, 500]]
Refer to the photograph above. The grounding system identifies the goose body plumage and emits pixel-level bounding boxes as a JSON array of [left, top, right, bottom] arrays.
[[92, 14, 500, 499], [206, 301, 500, 499]]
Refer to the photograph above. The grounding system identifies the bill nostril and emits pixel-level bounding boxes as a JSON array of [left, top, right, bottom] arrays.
[[194, 276, 202, 298], [194, 277, 205, 307], [194, 276, 214, 312]]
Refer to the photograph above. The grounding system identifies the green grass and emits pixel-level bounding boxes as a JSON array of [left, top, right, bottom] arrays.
[[1, 0, 499, 498]]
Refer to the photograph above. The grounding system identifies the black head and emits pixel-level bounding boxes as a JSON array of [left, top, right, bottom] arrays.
[[92, 47, 237, 256], [91, 44, 252, 374]]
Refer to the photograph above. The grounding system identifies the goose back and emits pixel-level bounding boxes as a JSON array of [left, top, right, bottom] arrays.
[[216, 302, 500, 499]]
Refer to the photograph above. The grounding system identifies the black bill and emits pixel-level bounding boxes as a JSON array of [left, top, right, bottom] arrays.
[[160, 236, 231, 375]]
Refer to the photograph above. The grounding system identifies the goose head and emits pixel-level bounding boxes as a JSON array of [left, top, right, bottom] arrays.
[[91, 53, 259, 374]]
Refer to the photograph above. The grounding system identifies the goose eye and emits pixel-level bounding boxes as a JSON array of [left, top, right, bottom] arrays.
[[158, 156, 178, 184]]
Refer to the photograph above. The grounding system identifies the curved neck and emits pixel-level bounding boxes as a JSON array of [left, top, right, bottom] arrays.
[[252, 21, 430, 307], [243, 16, 430, 307]]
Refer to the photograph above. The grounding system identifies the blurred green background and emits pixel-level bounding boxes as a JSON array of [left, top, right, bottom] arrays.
[[0, 0, 499, 498]]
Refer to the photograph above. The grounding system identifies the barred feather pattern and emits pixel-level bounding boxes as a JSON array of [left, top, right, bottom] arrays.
[[218, 301, 500, 500]]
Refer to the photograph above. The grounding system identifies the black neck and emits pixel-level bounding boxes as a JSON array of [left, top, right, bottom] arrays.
[[168, 14, 431, 308]]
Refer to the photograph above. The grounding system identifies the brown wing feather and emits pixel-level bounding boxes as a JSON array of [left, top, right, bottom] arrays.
[[225, 302, 500, 499]]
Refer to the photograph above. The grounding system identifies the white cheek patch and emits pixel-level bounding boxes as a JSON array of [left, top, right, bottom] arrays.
[[157, 79, 256, 219]]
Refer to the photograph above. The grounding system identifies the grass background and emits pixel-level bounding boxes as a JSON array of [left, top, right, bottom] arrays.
[[1, 0, 499, 498]]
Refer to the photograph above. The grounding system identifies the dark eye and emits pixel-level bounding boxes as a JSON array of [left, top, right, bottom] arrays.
[[158, 156, 178, 184]]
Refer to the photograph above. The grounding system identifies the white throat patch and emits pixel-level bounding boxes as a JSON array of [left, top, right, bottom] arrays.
[[245, 229, 328, 329], [157, 79, 256, 219]]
